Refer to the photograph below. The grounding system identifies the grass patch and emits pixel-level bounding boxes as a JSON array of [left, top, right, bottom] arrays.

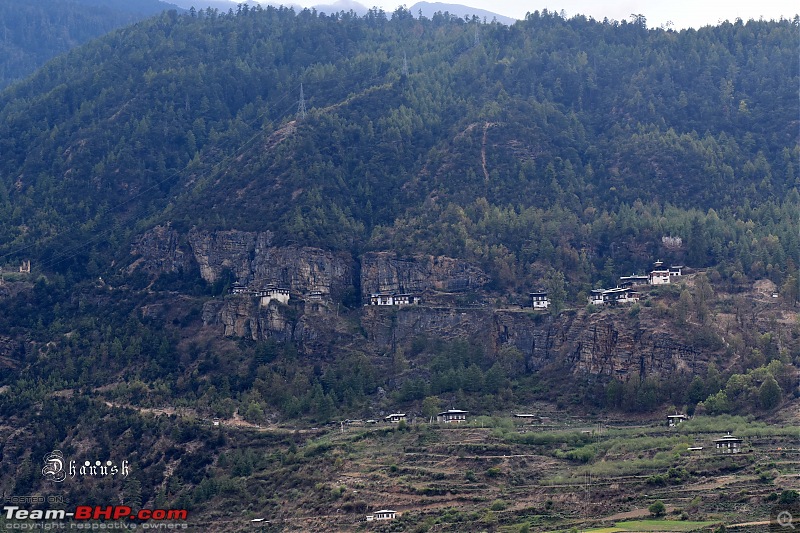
[[677, 414, 797, 437], [579, 519, 718, 532]]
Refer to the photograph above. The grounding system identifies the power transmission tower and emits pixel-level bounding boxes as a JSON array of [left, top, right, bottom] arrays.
[[297, 83, 306, 120], [474, 19, 480, 46], [402, 51, 409, 76]]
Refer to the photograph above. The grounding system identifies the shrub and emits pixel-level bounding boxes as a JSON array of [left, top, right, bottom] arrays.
[[490, 499, 507, 511], [649, 500, 666, 517], [486, 467, 502, 477]]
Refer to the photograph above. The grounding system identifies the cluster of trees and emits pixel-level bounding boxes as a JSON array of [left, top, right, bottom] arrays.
[[0, 8, 795, 286], [0, 0, 174, 90], [698, 360, 791, 414], [594, 344, 794, 415], [395, 339, 515, 403], [375, 195, 799, 306], [0, 1, 795, 437]]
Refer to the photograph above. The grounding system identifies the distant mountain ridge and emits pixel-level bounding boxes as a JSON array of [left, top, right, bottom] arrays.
[[311, 0, 368, 15], [169, 0, 515, 22], [409, 1, 516, 24], [0, 0, 180, 89]]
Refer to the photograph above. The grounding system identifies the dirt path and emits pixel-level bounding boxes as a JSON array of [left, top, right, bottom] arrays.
[[104, 401, 184, 417], [481, 122, 498, 182], [727, 520, 771, 528]]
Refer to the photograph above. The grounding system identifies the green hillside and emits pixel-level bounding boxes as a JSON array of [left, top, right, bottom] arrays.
[[0, 8, 798, 529], [0, 7, 796, 285], [0, 0, 180, 90]]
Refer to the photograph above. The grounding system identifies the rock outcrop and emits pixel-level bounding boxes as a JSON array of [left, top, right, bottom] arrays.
[[362, 306, 705, 381], [361, 306, 493, 349], [131, 226, 356, 299], [360, 252, 489, 297], [129, 225, 189, 275], [133, 227, 706, 380], [202, 298, 296, 342], [188, 229, 265, 283], [202, 296, 351, 350]]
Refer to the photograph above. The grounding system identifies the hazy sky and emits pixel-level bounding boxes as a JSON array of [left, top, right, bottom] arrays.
[[270, 0, 798, 29]]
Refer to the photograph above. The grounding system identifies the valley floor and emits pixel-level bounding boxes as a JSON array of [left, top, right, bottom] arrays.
[[181, 403, 800, 532]]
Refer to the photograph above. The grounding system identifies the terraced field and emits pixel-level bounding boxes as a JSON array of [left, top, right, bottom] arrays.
[[226, 407, 799, 532]]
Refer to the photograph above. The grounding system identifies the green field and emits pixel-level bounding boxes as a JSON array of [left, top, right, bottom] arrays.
[[569, 520, 719, 532]]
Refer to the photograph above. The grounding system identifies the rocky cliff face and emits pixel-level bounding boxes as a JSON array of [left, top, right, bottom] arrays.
[[188, 229, 266, 283], [360, 252, 490, 297], [201, 296, 354, 353], [202, 298, 296, 342], [362, 306, 705, 381], [361, 306, 493, 349], [131, 226, 356, 299], [129, 225, 189, 275], [507, 309, 703, 379], [133, 227, 705, 380], [248, 246, 354, 300]]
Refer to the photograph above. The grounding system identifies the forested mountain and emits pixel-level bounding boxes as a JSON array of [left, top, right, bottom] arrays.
[[0, 0, 180, 90], [0, 7, 796, 287], [0, 9, 798, 528]]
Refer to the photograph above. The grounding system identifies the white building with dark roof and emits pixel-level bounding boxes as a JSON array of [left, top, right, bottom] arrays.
[[529, 291, 549, 309], [714, 433, 742, 454], [667, 413, 688, 427], [260, 286, 290, 306], [230, 282, 247, 294], [589, 287, 640, 305], [437, 409, 468, 423], [367, 509, 398, 521], [369, 293, 419, 306], [619, 274, 649, 288]]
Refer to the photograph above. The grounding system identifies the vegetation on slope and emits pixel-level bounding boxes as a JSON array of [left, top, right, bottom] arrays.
[[0, 8, 797, 528], [0, 8, 796, 289], [0, 0, 179, 90]]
